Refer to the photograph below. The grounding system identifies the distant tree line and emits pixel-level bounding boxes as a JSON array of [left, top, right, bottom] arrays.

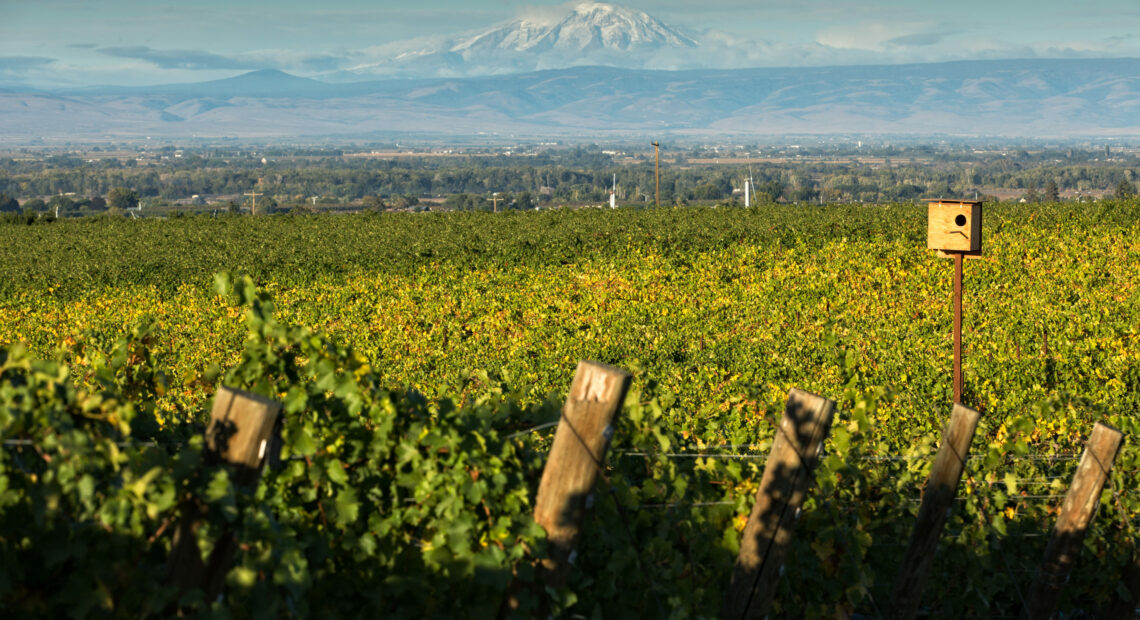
[[0, 187, 138, 217], [1, 150, 1137, 208]]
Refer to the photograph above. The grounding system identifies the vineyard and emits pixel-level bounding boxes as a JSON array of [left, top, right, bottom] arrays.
[[1, 201, 1139, 616]]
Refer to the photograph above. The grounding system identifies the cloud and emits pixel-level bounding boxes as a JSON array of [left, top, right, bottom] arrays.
[[95, 46, 353, 74], [886, 31, 959, 48], [98, 46, 253, 71], [68, 43, 97, 49], [816, 22, 948, 52], [0, 57, 56, 87], [0, 56, 56, 72]]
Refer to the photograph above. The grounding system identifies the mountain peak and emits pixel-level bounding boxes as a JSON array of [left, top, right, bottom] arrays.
[[185, 69, 325, 97], [451, 2, 696, 57], [226, 69, 312, 83], [571, 2, 620, 15], [336, 3, 700, 80]]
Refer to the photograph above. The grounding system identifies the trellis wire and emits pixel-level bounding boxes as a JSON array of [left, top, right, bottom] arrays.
[[3, 439, 158, 448]]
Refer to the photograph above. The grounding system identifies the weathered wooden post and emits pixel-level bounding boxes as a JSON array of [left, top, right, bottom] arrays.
[[888, 403, 981, 619], [533, 360, 632, 588], [499, 361, 631, 617], [1020, 422, 1123, 620], [166, 386, 282, 597], [722, 388, 836, 620]]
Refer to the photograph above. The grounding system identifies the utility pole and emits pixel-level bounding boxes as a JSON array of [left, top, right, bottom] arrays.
[[244, 191, 263, 215], [492, 192, 500, 213], [652, 141, 660, 207]]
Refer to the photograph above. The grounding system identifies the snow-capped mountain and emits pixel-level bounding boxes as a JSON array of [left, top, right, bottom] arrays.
[[337, 2, 702, 79], [451, 3, 697, 56]]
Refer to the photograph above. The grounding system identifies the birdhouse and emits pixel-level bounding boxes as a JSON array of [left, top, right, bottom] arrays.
[[927, 199, 983, 254]]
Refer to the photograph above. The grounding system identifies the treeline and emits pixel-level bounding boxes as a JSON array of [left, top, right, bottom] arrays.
[[0, 187, 139, 217], [0, 164, 742, 204], [2, 155, 1137, 208]]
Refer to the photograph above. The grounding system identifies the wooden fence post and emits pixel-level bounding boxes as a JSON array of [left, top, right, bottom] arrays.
[[722, 388, 836, 620], [888, 403, 981, 619], [533, 360, 632, 588], [166, 386, 282, 597], [1020, 422, 1123, 620]]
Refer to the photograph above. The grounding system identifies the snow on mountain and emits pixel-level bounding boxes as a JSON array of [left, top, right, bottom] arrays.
[[336, 2, 701, 79], [451, 3, 697, 55]]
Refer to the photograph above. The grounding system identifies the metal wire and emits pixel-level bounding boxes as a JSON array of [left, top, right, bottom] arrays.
[[610, 450, 1084, 464], [618, 451, 767, 460], [503, 420, 559, 440], [3, 439, 158, 448], [636, 501, 735, 509]]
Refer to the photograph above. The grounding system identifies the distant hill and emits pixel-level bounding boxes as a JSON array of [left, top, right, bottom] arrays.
[[2, 58, 1138, 139], [67, 69, 329, 99]]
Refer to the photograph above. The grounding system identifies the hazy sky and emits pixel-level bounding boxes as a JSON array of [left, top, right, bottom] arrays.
[[3, 0, 1138, 87]]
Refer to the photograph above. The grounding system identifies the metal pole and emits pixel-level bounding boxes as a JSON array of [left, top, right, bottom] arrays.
[[652, 142, 660, 207], [953, 252, 964, 404]]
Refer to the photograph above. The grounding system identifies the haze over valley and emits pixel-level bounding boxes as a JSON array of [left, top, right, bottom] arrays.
[[3, 2, 1139, 141]]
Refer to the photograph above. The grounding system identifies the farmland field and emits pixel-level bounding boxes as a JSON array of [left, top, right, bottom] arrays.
[[2, 202, 1139, 616]]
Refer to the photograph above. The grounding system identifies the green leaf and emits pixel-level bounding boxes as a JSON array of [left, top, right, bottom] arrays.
[[358, 532, 377, 557], [231, 566, 258, 588], [332, 487, 360, 529], [1003, 472, 1018, 496], [325, 459, 349, 485], [990, 513, 1007, 536], [290, 425, 318, 457], [77, 474, 95, 502], [283, 386, 309, 414]]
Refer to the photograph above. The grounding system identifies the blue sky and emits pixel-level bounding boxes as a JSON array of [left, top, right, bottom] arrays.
[[3, 0, 1138, 87]]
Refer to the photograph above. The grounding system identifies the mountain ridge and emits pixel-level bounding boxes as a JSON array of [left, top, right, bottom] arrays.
[[3, 58, 1139, 139]]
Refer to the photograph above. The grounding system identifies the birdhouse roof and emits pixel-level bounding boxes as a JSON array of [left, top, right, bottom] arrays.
[[926, 199, 984, 206]]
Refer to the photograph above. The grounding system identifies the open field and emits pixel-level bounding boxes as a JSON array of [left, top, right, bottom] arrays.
[[1, 202, 1139, 615]]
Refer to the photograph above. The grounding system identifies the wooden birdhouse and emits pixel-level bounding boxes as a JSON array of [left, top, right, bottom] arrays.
[[927, 199, 983, 254]]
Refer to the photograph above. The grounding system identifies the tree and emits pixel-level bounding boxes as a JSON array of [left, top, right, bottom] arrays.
[[690, 183, 722, 200], [1044, 180, 1059, 202], [514, 191, 534, 210], [393, 195, 419, 209], [47, 195, 76, 215], [444, 193, 478, 210], [256, 196, 279, 214], [89, 196, 107, 211], [0, 194, 18, 213], [22, 198, 46, 212], [1115, 179, 1136, 200], [1024, 186, 1040, 203], [362, 195, 386, 210], [107, 187, 139, 210], [754, 180, 785, 203]]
